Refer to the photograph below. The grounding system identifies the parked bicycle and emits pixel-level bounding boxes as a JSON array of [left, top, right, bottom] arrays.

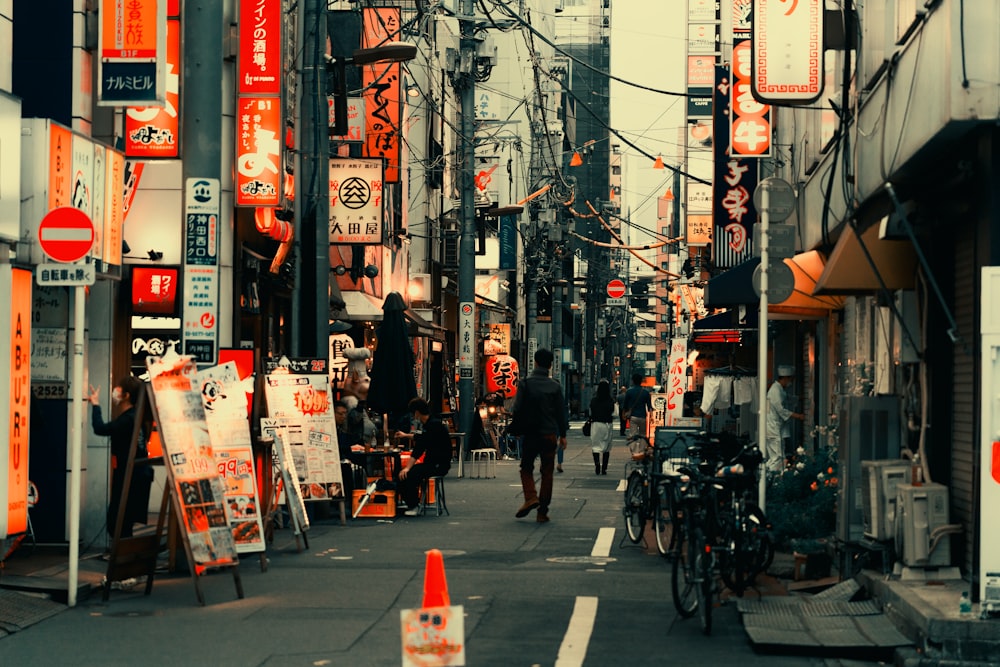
[[621, 434, 684, 557]]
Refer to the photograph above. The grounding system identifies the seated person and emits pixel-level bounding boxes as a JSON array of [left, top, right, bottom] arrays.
[[394, 397, 452, 517], [334, 400, 367, 497]]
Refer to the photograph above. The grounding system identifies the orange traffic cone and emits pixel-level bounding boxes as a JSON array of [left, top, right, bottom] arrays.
[[422, 548, 450, 607]]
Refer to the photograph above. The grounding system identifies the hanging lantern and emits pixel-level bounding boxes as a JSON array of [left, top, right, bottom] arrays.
[[254, 207, 276, 234], [485, 354, 519, 399], [269, 218, 294, 243]]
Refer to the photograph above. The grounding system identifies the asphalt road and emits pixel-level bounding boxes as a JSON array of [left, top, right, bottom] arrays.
[[0, 427, 882, 666]]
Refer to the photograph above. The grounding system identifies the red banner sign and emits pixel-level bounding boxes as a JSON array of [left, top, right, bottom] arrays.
[[235, 96, 282, 207], [125, 18, 180, 157], [362, 7, 402, 183], [239, 0, 282, 95], [731, 39, 772, 157]]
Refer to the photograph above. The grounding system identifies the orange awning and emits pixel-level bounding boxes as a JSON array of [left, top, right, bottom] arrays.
[[814, 223, 918, 295]]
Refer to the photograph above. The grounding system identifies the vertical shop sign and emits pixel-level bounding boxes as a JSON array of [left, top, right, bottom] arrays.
[[1, 267, 31, 537], [329, 158, 384, 244], [713, 64, 757, 270], [752, 0, 824, 104], [731, 39, 772, 157], [499, 213, 517, 270], [98, 0, 166, 106], [48, 122, 73, 211], [125, 17, 180, 157], [235, 96, 282, 207], [238, 0, 282, 95], [183, 178, 220, 364], [361, 7, 402, 183], [103, 149, 125, 265], [665, 337, 688, 426], [458, 302, 474, 380]]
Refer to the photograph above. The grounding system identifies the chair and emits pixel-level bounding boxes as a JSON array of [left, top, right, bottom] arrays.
[[470, 448, 497, 479], [420, 475, 449, 516]]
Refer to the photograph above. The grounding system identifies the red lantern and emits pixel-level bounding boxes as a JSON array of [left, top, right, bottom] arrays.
[[254, 207, 276, 233], [485, 354, 519, 399]]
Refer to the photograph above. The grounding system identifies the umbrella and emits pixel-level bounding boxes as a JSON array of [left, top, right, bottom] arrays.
[[367, 291, 417, 419]]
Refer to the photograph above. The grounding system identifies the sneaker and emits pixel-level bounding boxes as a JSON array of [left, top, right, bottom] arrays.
[[557, 465, 564, 473], [404, 507, 421, 517], [536, 513, 550, 523], [515, 499, 540, 518]]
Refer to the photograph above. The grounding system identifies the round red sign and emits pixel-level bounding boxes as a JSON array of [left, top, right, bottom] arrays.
[[607, 279, 626, 298], [38, 207, 96, 263]]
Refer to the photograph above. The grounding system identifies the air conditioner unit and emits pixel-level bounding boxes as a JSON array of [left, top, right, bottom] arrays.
[[896, 482, 950, 568], [837, 396, 902, 541], [861, 459, 911, 541]]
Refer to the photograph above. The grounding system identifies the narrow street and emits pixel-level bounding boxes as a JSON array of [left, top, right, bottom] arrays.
[[1, 428, 884, 667]]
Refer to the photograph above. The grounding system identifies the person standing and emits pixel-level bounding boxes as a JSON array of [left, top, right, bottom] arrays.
[[622, 373, 653, 440], [588, 380, 616, 475], [395, 398, 452, 517], [509, 349, 568, 523], [616, 385, 629, 436], [88, 376, 154, 539], [765, 366, 805, 472]]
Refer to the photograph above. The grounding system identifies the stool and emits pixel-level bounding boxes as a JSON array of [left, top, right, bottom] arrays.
[[420, 476, 449, 516], [470, 449, 496, 479]]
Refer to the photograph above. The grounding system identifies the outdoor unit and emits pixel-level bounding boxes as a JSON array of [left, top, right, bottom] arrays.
[[837, 396, 902, 542], [861, 459, 911, 541], [896, 482, 950, 568]]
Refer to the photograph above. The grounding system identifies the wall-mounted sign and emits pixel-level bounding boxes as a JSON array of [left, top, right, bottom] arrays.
[[98, 0, 166, 106], [235, 96, 282, 207], [125, 17, 180, 157], [238, 0, 282, 95], [329, 158, 384, 244], [752, 0, 824, 105], [361, 7, 402, 183], [731, 39, 772, 157]]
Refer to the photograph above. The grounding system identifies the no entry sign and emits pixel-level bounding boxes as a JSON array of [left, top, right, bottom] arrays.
[[607, 279, 626, 299], [38, 207, 95, 263]]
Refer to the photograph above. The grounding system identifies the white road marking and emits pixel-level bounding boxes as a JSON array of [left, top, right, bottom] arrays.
[[591, 526, 614, 558], [555, 596, 598, 667]]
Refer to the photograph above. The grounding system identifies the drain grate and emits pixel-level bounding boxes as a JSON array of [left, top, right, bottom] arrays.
[[0, 589, 65, 632]]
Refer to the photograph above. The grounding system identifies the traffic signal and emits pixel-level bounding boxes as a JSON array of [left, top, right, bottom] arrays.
[[630, 280, 649, 308]]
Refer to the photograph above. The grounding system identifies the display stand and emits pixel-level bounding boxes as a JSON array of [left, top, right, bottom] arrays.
[[102, 386, 163, 601], [260, 424, 310, 551], [146, 352, 244, 606]]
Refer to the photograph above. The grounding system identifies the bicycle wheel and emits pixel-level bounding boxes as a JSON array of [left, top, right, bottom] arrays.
[[671, 519, 698, 618], [654, 479, 678, 557], [746, 503, 774, 573], [623, 470, 646, 543]]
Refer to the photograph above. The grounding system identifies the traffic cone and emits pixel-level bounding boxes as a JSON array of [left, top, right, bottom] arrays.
[[421, 548, 450, 607]]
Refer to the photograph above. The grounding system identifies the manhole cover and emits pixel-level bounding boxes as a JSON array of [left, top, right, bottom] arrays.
[[546, 556, 617, 565]]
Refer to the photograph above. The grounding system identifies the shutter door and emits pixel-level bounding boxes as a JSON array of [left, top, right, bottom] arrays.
[[951, 226, 977, 576]]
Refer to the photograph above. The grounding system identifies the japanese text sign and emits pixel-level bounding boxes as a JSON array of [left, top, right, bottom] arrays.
[[98, 0, 166, 106], [329, 158, 384, 244], [752, 0, 824, 104], [236, 96, 282, 207], [731, 39, 771, 158], [125, 18, 180, 157], [362, 7, 402, 183], [239, 0, 282, 95]]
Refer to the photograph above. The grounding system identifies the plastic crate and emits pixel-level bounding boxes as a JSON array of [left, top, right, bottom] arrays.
[[352, 489, 397, 518]]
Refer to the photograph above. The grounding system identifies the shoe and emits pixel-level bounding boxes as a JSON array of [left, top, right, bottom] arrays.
[[515, 499, 540, 518], [536, 513, 550, 523], [404, 507, 421, 517], [557, 465, 564, 473]]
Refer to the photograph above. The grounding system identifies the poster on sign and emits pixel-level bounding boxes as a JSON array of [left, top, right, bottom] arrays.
[[146, 353, 238, 573], [193, 362, 264, 554], [264, 359, 345, 500]]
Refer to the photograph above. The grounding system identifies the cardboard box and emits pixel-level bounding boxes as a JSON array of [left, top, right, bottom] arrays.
[[352, 489, 396, 518]]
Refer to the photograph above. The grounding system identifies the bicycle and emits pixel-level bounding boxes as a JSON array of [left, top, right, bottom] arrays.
[[622, 434, 683, 556], [671, 459, 713, 633]]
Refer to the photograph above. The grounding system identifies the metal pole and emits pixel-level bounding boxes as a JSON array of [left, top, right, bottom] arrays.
[[757, 185, 770, 512], [67, 286, 85, 606], [296, 0, 330, 358], [457, 0, 477, 438]]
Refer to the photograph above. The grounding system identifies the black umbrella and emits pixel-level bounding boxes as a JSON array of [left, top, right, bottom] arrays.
[[366, 291, 417, 420]]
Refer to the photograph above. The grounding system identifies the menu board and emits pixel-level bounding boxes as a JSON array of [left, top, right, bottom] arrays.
[[194, 361, 266, 555], [147, 354, 239, 573], [263, 358, 345, 499], [261, 420, 309, 536]]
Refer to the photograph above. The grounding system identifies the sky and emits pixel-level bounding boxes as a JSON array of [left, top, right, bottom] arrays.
[[608, 2, 688, 248]]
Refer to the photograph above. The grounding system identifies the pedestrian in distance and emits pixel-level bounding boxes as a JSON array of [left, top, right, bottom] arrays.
[[588, 379, 616, 475], [508, 348, 568, 523], [765, 365, 805, 472], [622, 373, 653, 441], [395, 398, 452, 516], [87, 375, 154, 540], [616, 385, 629, 436]]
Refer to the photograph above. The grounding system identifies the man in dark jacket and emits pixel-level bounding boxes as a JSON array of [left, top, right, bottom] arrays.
[[395, 398, 452, 516], [509, 348, 568, 523]]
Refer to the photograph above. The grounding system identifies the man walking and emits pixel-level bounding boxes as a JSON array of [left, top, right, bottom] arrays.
[[622, 373, 653, 440], [509, 349, 568, 523]]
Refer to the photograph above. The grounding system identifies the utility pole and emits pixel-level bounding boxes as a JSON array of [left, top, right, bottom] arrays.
[[294, 0, 330, 358], [456, 0, 477, 438]]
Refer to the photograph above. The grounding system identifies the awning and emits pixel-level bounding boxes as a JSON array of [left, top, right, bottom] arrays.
[[337, 290, 447, 340], [704, 251, 845, 318], [691, 309, 755, 344], [814, 223, 918, 295]]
